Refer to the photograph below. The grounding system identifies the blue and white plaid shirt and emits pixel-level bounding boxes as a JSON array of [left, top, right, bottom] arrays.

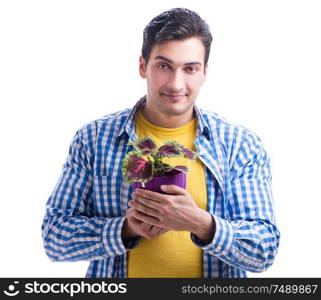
[[41, 96, 280, 278]]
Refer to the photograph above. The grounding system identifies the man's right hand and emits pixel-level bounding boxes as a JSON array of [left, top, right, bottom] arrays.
[[121, 207, 168, 242]]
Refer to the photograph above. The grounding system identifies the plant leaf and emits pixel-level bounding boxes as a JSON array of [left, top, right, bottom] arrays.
[[128, 136, 157, 155], [122, 151, 153, 183], [157, 141, 183, 158], [162, 163, 174, 170], [173, 165, 188, 173], [180, 146, 198, 160]]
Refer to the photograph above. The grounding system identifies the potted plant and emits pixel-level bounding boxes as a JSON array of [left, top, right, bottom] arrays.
[[122, 136, 198, 193]]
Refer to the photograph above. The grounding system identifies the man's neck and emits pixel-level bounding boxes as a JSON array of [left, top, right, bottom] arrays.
[[140, 103, 194, 129]]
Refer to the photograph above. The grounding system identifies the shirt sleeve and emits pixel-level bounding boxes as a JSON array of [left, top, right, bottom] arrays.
[[41, 125, 140, 262], [191, 130, 280, 273]]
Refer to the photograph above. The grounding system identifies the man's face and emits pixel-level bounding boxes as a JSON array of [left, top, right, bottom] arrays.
[[139, 37, 208, 117]]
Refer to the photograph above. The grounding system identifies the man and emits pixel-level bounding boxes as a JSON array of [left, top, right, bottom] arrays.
[[41, 8, 280, 278]]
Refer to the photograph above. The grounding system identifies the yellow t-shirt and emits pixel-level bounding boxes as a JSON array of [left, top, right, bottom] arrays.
[[127, 109, 207, 278]]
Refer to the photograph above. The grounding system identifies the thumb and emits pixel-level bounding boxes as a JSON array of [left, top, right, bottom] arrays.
[[161, 184, 186, 195]]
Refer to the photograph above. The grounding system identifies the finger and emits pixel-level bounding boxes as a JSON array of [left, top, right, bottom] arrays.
[[154, 227, 169, 237], [150, 226, 163, 236], [126, 207, 140, 219], [132, 193, 162, 211], [126, 207, 135, 217], [140, 222, 153, 232], [129, 200, 159, 218], [158, 228, 169, 235], [156, 227, 169, 235], [135, 188, 166, 203], [134, 210, 160, 226], [126, 208, 144, 224], [160, 184, 186, 195]]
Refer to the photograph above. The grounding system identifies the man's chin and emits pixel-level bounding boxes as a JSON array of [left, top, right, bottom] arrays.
[[158, 103, 193, 117]]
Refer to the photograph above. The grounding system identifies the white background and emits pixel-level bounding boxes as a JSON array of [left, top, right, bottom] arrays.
[[1, 0, 320, 277]]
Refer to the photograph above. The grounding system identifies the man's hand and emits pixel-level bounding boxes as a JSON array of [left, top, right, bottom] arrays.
[[129, 184, 215, 244], [121, 207, 168, 242]]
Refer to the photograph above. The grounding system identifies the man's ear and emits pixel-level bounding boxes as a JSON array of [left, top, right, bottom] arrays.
[[139, 56, 147, 79], [203, 64, 208, 83]]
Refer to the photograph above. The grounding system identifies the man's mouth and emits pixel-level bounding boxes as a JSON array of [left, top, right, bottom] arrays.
[[162, 93, 186, 101]]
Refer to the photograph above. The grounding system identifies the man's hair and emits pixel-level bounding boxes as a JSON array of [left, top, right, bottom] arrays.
[[142, 8, 212, 66]]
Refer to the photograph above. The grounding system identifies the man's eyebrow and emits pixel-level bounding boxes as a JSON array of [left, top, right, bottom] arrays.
[[155, 55, 202, 66]]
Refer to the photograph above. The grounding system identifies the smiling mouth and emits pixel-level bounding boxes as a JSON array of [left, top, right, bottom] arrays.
[[162, 93, 186, 101]]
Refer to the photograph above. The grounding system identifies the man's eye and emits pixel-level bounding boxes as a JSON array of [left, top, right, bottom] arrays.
[[157, 64, 170, 70], [185, 67, 199, 73]]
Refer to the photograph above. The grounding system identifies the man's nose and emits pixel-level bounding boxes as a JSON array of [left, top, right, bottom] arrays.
[[166, 70, 185, 91]]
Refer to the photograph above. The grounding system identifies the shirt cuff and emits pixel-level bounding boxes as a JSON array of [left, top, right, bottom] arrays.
[[101, 216, 140, 256], [190, 213, 234, 256]]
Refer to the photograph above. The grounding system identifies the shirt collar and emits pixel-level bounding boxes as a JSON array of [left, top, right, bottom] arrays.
[[117, 95, 211, 141]]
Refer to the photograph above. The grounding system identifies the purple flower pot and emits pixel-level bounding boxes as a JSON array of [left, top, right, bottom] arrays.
[[132, 170, 186, 194]]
